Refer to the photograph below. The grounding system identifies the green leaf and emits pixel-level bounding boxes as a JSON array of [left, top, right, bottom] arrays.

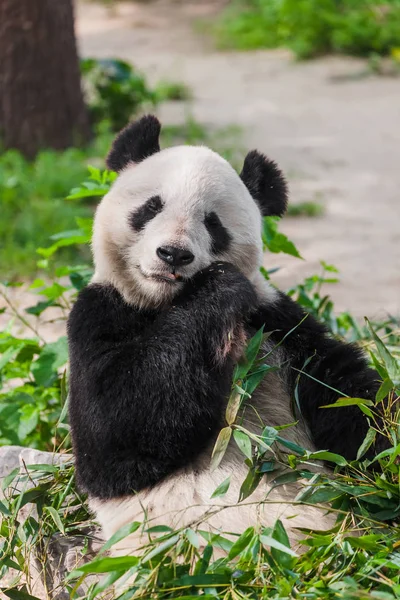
[[146, 525, 173, 533], [37, 235, 89, 258], [31, 337, 68, 386], [356, 428, 377, 460], [25, 464, 60, 473], [67, 185, 110, 200], [210, 476, 231, 499], [25, 300, 54, 316], [166, 574, 231, 588], [99, 521, 141, 554], [210, 427, 232, 471], [141, 534, 180, 563], [276, 436, 306, 456], [307, 450, 348, 466], [194, 544, 213, 575], [58, 372, 69, 424], [0, 499, 12, 516], [260, 426, 279, 448], [225, 390, 241, 425], [2, 467, 20, 491], [185, 528, 200, 548], [245, 364, 276, 395], [271, 472, 302, 487], [321, 397, 374, 409], [262, 216, 302, 258], [17, 404, 39, 440], [234, 327, 265, 380], [239, 466, 263, 502], [44, 506, 65, 535], [370, 350, 389, 380], [366, 318, 400, 385], [233, 430, 252, 460], [228, 526, 254, 559], [270, 519, 297, 569], [260, 534, 298, 558], [0, 345, 22, 371], [376, 378, 394, 403], [245, 326, 265, 365], [70, 555, 139, 576], [306, 487, 343, 504], [259, 460, 276, 473], [3, 590, 42, 600], [344, 534, 382, 552]]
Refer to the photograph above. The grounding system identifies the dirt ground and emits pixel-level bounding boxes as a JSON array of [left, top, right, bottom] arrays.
[[75, 0, 400, 320]]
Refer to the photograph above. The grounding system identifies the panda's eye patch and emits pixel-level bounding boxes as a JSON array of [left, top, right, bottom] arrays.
[[129, 195, 163, 231], [204, 211, 232, 255]]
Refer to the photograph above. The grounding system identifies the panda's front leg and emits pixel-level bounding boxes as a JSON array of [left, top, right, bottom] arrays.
[[68, 262, 257, 500], [176, 261, 257, 362]]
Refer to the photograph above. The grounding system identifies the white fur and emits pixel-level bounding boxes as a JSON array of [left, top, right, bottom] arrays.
[[90, 145, 333, 554]]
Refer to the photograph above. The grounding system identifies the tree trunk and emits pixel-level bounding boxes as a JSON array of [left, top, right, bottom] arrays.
[[0, 0, 91, 159]]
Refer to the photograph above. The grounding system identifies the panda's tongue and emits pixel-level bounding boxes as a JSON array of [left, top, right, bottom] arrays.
[[163, 272, 182, 281]]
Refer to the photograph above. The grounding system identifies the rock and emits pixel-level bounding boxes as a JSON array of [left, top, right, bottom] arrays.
[[29, 526, 105, 600], [0, 445, 24, 499]]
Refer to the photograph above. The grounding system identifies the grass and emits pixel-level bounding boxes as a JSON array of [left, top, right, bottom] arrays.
[[212, 0, 400, 60]]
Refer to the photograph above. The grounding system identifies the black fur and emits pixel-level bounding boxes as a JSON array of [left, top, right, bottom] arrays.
[[240, 150, 288, 217], [204, 212, 232, 255], [68, 263, 257, 499], [129, 195, 164, 232], [249, 291, 388, 460], [106, 115, 161, 172]]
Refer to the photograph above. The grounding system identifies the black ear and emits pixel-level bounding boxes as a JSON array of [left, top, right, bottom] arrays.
[[240, 150, 288, 217], [106, 115, 161, 172]]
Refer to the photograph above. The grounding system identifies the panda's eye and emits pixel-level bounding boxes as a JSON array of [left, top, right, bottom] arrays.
[[147, 196, 162, 213], [129, 195, 163, 232], [204, 211, 232, 255], [204, 212, 221, 229]]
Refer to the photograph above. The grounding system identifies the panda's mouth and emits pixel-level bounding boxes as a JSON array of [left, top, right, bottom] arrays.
[[140, 268, 183, 284]]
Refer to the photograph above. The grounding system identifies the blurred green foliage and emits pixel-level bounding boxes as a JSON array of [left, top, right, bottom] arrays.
[[213, 0, 400, 59], [0, 128, 113, 278], [81, 58, 157, 131]]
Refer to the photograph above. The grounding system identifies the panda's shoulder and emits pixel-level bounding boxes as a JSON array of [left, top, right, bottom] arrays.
[[74, 282, 123, 311], [68, 283, 131, 334]]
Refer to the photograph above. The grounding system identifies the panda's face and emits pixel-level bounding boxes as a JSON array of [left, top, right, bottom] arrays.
[[92, 146, 263, 308]]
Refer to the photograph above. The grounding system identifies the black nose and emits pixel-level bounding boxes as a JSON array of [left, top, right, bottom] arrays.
[[156, 245, 194, 267]]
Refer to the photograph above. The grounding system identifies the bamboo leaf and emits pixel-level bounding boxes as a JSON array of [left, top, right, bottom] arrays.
[[225, 390, 241, 425], [356, 428, 377, 460], [210, 427, 232, 471], [233, 429, 252, 460], [44, 506, 65, 535], [100, 521, 141, 554], [210, 476, 231, 499]]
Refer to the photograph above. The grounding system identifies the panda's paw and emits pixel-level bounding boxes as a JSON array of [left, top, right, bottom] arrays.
[[191, 262, 257, 313]]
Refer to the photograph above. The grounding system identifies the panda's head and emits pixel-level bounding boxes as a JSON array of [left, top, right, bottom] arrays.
[[92, 115, 288, 309]]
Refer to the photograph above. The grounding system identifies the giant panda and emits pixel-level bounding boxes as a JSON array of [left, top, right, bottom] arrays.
[[68, 115, 388, 555]]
